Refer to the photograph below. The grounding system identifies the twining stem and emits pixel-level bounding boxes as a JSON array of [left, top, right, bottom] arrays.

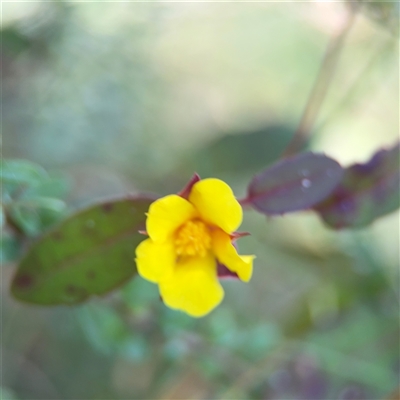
[[283, 7, 358, 157], [316, 38, 395, 133]]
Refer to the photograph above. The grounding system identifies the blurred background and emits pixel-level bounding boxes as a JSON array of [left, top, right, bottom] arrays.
[[1, 1, 399, 399]]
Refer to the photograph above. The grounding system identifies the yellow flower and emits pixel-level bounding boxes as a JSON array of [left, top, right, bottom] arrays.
[[135, 177, 255, 317]]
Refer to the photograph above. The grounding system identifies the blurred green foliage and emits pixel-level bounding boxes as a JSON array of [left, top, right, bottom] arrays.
[[1, 2, 399, 400], [355, 0, 400, 34], [1, 159, 68, 262], [1, 160, 68, 235]]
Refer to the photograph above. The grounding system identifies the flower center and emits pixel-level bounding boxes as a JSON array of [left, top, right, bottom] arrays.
[[175, 220, 211, 257]]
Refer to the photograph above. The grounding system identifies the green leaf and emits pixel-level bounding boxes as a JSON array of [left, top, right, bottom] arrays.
[[20, 174, 70, 199], [1, 27, 32, 55], [9, 202, 40, 236], [9, 198, 67, 236], [246, 152, 343, 214], [11, 197, 152, 305], [1, 159, 48, 185], [314, 143, 400, 229], [2, 162, 70, 236], [0, 232, 21, 264], [1, 160, 69, 207]]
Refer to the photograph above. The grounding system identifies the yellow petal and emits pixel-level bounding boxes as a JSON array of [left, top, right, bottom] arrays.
[[135, 238, 175, 283], [189, 178, 242, 234], [159, 254, 224, 317], [211, 229, 254, 282], [146, 195, 197, 243]]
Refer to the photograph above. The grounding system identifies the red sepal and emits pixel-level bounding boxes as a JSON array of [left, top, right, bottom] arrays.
[[217, 263, 239, 280], [230, 231, 250, 240], [178, 173, 201, 199]]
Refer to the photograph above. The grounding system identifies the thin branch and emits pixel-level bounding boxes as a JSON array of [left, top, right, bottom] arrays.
[[283, 7, 358, 157], [316, 38, 395, 134]]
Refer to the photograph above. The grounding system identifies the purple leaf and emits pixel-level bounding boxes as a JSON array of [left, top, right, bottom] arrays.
[[314, 143, 400, 229], [246, 152, 343, 214]]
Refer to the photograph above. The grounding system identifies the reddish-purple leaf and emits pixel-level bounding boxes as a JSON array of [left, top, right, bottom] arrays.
[[314, 143, 400, 229], [246, 153, 343, 214]]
